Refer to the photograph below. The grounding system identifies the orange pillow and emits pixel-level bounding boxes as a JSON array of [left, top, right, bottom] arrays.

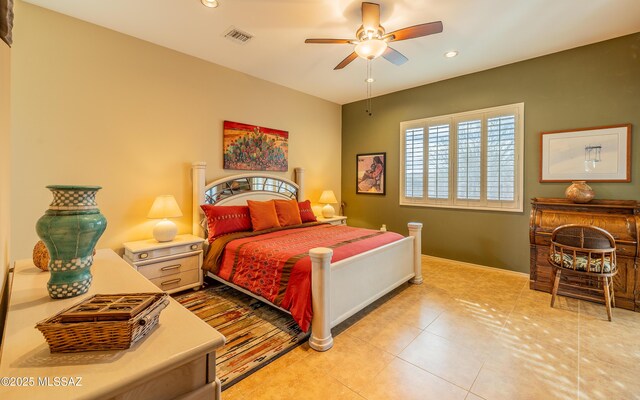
[[273, 199, 302, 227], [247, 200, 281, 231]]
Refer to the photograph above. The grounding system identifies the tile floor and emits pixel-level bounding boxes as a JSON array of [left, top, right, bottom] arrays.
[[223, 256, 640, 400]]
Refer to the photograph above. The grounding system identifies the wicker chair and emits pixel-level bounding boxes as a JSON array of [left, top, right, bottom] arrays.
[[548, 224, 617, 321]]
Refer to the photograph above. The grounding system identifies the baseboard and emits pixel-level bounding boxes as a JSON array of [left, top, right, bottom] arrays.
[[422, 254, 529, 278]]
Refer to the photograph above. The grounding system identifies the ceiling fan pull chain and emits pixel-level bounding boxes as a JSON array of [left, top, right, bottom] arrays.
[[366, 60, 373, 116]]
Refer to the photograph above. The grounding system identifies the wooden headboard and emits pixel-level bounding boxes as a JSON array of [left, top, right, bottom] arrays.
[[191, 162, 305, 238]]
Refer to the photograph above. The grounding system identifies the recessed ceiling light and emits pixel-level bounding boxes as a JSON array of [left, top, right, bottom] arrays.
[[365, 77, 375, 83], [201, 0, 218, 8], [444, 50, 458, 58]]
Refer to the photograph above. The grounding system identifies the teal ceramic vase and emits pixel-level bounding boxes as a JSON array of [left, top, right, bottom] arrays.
[[36, 185, 107, 299]]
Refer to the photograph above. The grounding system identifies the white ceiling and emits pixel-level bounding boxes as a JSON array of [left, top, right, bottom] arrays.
[[23, 0, 640, 105]]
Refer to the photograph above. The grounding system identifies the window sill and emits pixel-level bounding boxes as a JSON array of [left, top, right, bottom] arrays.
[[399, 201, 523, 213]]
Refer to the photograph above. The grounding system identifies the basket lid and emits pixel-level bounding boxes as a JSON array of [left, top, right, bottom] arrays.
[[57, 293, 162, 323]]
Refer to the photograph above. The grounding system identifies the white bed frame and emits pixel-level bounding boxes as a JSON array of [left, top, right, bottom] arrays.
[[192, 162, 423, 351]]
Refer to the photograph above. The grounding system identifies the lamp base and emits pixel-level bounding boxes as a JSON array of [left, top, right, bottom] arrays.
[[153, 219, 177, 242], [321, 204, 335, 218]]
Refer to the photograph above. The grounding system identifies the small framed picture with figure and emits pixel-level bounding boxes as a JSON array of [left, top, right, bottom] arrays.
[[356, 153, 386, 195]]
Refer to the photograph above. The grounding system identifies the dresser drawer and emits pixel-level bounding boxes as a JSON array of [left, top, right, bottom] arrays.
[[136, 253, 200, 280], [150, 269, 200, 292]]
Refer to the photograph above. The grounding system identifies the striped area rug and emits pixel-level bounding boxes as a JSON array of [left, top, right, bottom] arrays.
[[173, 280, 308, 389]]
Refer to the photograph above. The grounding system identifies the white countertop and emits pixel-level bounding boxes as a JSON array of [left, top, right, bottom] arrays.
[[0, 249, 225, 400]]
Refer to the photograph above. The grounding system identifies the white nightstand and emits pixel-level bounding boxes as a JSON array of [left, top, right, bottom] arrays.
[[123, 234, 205, 294], [317, 215, 348, 226]]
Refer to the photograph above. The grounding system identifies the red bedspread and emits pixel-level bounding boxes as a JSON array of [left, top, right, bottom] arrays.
[[209, 224, 404, 331]]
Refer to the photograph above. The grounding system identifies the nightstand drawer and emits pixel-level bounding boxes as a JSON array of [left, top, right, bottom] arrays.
[[150, 269, 200, 292], [126, 242, 203, 262], [136, 253, 200, 280]]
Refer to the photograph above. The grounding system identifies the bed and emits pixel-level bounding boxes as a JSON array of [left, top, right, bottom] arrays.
[[191, 162, 423, 351]]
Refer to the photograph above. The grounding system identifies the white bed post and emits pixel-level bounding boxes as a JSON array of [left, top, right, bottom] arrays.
[[308, 247, 333, 352], [192, 162, 206, 238], [408, 222, 423, 284], [294, 167, 305, 200]]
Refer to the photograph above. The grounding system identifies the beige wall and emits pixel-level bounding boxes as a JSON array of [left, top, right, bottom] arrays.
[[0, 35, 10, 318], [10, 2, 341, 259]]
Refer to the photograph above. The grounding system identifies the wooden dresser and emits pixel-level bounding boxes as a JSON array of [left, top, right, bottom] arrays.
[[529, 198, 640, 311]]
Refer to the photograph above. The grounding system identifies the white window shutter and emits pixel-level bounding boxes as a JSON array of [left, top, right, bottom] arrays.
[[403, 128, 425, 199], [427, 124, 450, 200], [486, 115, 516, 202], [456, 120, 482, 201]]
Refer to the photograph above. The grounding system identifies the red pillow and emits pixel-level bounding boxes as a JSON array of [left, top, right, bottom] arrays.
[[298, 200, 317, 223], [201, 205, 252, 243], [247, 200, 281, 231], [274, 199, 302, 227]]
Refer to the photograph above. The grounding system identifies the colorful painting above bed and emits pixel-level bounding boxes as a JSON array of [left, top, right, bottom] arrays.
[[223, 120, 288, 171]]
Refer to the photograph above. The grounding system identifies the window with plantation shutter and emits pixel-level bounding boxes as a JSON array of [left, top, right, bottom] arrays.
[[400, 103, 523, 212]]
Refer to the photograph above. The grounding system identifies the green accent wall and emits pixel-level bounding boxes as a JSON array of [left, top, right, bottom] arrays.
[[341, 33, 640, 273]]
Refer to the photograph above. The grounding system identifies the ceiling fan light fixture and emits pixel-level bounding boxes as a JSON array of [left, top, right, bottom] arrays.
[[201, 0, 219, 8], [355, 38, 387, 60]]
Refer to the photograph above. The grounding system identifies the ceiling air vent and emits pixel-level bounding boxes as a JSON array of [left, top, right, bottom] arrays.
[[223, 27, 253, 44]]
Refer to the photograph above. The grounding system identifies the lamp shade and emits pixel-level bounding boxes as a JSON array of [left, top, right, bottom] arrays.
[[147, 195, 183, 219], [318, 190, 338, 204]]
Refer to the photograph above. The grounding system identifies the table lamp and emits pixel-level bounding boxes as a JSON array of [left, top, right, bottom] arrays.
[[147, 195, 183, 242], [318, 190, 338, 218]]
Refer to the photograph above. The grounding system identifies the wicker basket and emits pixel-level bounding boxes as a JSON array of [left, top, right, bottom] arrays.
[[36, 293, 170, 353]]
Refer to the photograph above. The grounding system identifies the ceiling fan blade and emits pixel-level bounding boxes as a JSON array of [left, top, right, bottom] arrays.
[[305, 39, 353, 44], [382, 47, 408, 65], [334, 52, 358, 70], [361, 2, 381, 30], [387, 21, 443, 41]]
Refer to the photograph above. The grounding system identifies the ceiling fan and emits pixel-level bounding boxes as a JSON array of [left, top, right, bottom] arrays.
[[305, 2, 443, 70]]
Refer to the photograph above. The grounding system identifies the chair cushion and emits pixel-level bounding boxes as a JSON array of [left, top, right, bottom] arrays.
[[550, 252, 613, 273]]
